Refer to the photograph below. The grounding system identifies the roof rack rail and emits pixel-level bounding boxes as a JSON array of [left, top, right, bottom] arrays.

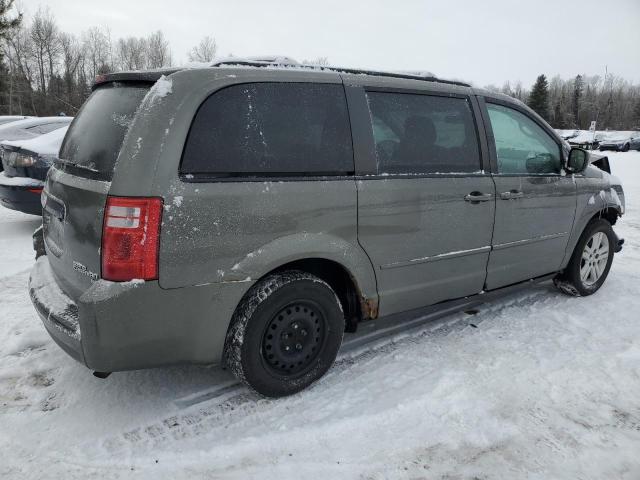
[[211, 59, 471, 88]]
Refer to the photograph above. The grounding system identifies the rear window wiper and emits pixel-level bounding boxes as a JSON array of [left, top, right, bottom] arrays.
[[55, 158, 100, 174]]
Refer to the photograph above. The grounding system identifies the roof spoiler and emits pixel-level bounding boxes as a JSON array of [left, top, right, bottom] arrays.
[[92, 69, 181, 90]]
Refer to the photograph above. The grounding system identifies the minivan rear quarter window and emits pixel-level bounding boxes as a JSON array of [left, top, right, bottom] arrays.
[[366, 92, 481, 175], [180, 83, 354, 177], [59, 82, 150, 180]]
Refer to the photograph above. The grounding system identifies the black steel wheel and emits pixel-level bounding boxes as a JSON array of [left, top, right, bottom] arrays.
[[224, 270, 345, 397], [262, 301, 327, 376]]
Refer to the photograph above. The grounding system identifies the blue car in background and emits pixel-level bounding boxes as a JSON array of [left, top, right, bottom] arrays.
[[0, 126, 69, 215]]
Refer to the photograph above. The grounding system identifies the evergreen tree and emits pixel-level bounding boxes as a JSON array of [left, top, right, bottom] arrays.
[[0, 0, 21, 39], [553, 91, 569, 128], [528, 74, 550, 121], [572, 74, 583, 128]]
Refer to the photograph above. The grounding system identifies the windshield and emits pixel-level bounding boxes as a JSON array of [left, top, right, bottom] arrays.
[[59, 82, 150, 180]]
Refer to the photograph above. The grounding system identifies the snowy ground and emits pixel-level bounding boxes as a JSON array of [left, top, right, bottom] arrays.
[[1, 152, 640, 479]]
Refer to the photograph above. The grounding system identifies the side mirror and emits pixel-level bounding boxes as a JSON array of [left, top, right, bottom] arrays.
[[566, 148, 589, 173]]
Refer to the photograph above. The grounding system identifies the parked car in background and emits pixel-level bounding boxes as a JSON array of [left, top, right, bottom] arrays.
[[0, 126, 69, 215], [599, 135, 640, 152], [568, 133, 604, 150], [0, 116, 72, 172], [0, 115, 31, 126], [30, 62, 625, 397], [0, 116, 72, 142]]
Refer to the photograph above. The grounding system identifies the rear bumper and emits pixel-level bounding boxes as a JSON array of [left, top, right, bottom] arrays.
[[0, 183, 43, 215], [29, 257, 84, 364], [29, 256, 250, 372]]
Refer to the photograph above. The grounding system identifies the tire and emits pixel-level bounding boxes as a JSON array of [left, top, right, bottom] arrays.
[[554, 218, 616, 296], [224, 270, 345, 397], [621, 143, 630, 152]]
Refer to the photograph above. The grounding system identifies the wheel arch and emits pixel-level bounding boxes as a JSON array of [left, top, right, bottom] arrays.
[[561, 203, 621, 270], [270, 257, 376, 327], [221, 256, 375, 367], [223, 232, 378, 319]]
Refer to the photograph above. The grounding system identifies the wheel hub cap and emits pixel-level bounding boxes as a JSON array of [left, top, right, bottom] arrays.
[[262, 303, 325, 375], [580, 232, 609, 286]]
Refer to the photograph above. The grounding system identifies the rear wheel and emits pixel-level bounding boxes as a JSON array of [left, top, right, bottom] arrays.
[[554, 219, 615, 296], [224, 270, 345, 397]]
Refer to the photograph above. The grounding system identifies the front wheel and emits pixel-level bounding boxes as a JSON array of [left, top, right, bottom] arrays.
[[621, 143, 630, 152], [554, 219, 615, 296], [224, 270, 345, 397]]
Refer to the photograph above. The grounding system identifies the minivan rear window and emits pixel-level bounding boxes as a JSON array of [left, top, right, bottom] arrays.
[[59, 82, 150, 180], [180, 83, 354, 177]]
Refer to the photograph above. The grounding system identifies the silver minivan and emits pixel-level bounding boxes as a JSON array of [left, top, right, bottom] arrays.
[[30, 62, 625, 397]]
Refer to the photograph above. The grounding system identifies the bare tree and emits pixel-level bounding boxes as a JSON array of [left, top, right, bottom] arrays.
[[30, 7, 59, 94], [59, 32, 82, 107], [187, 36, 216, 63], [3, 22, 35, 113], [146, 30, 171, 68], [116, 36, 146, 70], [82, 26, 111, 79]]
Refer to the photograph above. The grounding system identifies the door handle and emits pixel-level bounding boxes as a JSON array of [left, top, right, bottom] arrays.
[[464, 192, 493, 203], [500, 189, 524, 200]]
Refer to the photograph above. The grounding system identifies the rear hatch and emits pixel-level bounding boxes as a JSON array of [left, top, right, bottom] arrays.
[[43, 82, 151, 299]]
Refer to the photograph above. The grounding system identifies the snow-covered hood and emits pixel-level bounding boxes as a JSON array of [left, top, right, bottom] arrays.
[[1, 126, 69, 157]]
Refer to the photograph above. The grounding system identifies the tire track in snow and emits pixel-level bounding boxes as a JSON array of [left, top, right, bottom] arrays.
[[100, 286, 557, 454]]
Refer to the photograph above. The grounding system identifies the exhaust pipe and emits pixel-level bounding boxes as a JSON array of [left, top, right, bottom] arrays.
[[93, 371, 112, 379]]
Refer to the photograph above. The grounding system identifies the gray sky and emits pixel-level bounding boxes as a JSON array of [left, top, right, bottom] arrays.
[[26, 0, 640, 87]]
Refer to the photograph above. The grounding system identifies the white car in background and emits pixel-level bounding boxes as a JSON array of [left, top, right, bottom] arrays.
[[0, 116, 72, 142], [0, 115, 31, 126]]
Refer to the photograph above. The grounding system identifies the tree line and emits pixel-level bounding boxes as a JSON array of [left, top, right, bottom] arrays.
[[0, 5, 219, 116], [1, 3, 640, 130], [486, 74, 640, 131]]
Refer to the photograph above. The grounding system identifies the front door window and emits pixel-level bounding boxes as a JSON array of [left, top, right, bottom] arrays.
[[487, 103, 561, 174]]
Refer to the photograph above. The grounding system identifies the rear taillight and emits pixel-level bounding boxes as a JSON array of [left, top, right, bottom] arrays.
[[101, 196, 163, 281]]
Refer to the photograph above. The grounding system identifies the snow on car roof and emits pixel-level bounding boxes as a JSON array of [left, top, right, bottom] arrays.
[[0, 115, 31, 126], [0, 116, 72, 132], [1, 125, 69, 156], [0, 116, 72, 142]]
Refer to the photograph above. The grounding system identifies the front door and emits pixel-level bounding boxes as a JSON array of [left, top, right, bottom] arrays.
[[482, 100, 577, 290], [355, 89, 496, 316]]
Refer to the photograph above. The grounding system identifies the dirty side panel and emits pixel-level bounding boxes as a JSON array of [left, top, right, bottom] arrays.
[[131, 68, 378, 298]]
